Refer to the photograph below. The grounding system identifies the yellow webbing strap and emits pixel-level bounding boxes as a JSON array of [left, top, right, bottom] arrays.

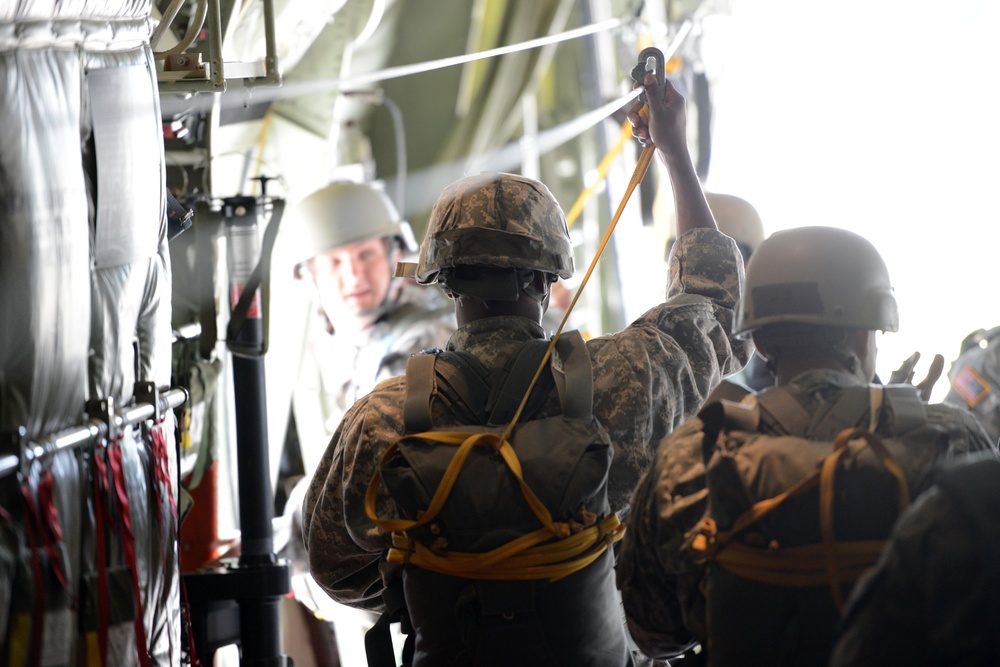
[[690, 426, 911, 610], [365, 429, 625, 581], [499, 137, 655, 443], [365, 431, 561, 536], [563, 121, 634, 228], [387, 514, 624, 582]]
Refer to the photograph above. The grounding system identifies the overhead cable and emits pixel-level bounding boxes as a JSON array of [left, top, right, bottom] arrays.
[[161, 17, 628, 115]]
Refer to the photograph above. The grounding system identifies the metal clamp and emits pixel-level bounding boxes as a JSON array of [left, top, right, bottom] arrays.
[[631, 47, 666, 104]]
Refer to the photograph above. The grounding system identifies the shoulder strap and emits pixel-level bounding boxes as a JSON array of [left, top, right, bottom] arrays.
[[550, 330, 593, 420], [487, 339, 552, 425], [403, 353, 437, 433], [365, 580, 413, 667], [754, 386, 813, 435], [403, 350, 492, 433], [880, 384, 928, 433], [488, 331, 593, 424], [754, 383, 926, 441], [703, 379, 752, 406]]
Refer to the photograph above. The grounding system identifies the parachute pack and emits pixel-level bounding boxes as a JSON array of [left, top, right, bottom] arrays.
[[686, 382, 948, 666], [365, 330, 631, 667]]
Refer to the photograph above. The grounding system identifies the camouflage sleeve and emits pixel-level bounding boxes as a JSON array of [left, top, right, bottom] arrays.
[[379, 309, 456, 380], [831, 488, 991, 666], [589, 227, 753, 512], [617, 419, 711, 658], [301, 377, 409, 611], [925, 402, 998, 456]]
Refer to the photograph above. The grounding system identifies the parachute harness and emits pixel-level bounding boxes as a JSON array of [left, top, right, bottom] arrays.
[[688, 388, 912, 610]]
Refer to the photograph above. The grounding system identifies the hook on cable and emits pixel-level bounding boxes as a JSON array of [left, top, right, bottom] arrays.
[[630, 47, 666, 104]]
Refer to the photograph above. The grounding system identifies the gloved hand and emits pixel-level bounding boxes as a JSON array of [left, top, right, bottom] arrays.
[[888, 351, 944, 401]]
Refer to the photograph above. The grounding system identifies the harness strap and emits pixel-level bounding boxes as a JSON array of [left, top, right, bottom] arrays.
[[691, 426, 910, 610], [707, 537, 887, 587], [702, 379, 751, 407], [550, 331, 593, 420], [881, 385, 927, 433], [148, 418, 181, 665], [403, 351, 493, 433], [754, 387, 813, 435], [33, 470, 71, 594], [487, 339, 551, 425], [364, 580, 410, 667], [387, 513, 624, 582], [403, 353, 437, 433]]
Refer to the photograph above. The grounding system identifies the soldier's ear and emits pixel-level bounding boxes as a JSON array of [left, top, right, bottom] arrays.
[[751, 333, 770, 361]]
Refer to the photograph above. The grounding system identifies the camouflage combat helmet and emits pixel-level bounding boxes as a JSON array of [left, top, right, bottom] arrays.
[[287, 181, 416, 271], [397, 173, 575, 291], [735, 226, 898, 338]]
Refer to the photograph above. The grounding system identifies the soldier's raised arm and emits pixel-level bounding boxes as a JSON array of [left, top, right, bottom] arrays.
[[627, 72, 716, 236]]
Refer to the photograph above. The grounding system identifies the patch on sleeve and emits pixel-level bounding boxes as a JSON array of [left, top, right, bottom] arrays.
[[952, 366, 991, 408]]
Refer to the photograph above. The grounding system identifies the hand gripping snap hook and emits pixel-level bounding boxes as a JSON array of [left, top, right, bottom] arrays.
[[630, 47, 666, 104]]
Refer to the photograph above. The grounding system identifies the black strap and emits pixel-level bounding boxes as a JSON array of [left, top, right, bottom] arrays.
[[403, 350, 493, 433], [486, 339, 551, 425], [365, 581, 412, 667], [226, 198, 285, 357], [550, 331, 593, 420]]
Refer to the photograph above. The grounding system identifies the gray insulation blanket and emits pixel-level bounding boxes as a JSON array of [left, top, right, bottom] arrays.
[[0, 2, 178, 664]]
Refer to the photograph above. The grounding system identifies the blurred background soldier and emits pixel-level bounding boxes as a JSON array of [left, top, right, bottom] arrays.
[[667, 192, 772, 391], [831, 450, 1000, 666], [943, 326, 1000, 446], [277, 180, 455, 667]]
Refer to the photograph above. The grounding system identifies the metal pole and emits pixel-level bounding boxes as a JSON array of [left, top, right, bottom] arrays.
[[223, 195, 287, 666]]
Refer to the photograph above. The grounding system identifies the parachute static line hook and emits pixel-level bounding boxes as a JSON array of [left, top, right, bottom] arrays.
[[631, 47, 665, 104]]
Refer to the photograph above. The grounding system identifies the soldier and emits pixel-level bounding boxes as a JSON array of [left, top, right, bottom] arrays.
[[943, 326, 1000, 445], [618, 225, 996, 666], [284, 180, 456, 477], [278, 180, 456, 666], [302, 71, 751, 665], [830, 450, 1000, 666], [667, 192, 773, 391]]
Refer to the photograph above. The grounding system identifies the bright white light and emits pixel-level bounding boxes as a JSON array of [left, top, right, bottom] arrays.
[[703, 0, 1000, 400]]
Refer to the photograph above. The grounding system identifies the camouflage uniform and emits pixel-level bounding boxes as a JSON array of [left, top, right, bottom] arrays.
[[943, 325, 1000, 447], [302, 227, 751, 610], [292, 280, 455, 475], [831, 451, 1000, 666], [617, 368, 995, 661]]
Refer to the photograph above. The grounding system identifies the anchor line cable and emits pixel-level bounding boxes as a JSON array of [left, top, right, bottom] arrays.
[[161, 17, 629, 115]]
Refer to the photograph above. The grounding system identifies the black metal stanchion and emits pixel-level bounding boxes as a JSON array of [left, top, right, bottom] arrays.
[[183, 192, 290, 667]]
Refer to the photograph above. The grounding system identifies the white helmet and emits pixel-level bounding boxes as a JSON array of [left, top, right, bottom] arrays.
[[288, 181, 416, 271], [735, 226, 898, 338]]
